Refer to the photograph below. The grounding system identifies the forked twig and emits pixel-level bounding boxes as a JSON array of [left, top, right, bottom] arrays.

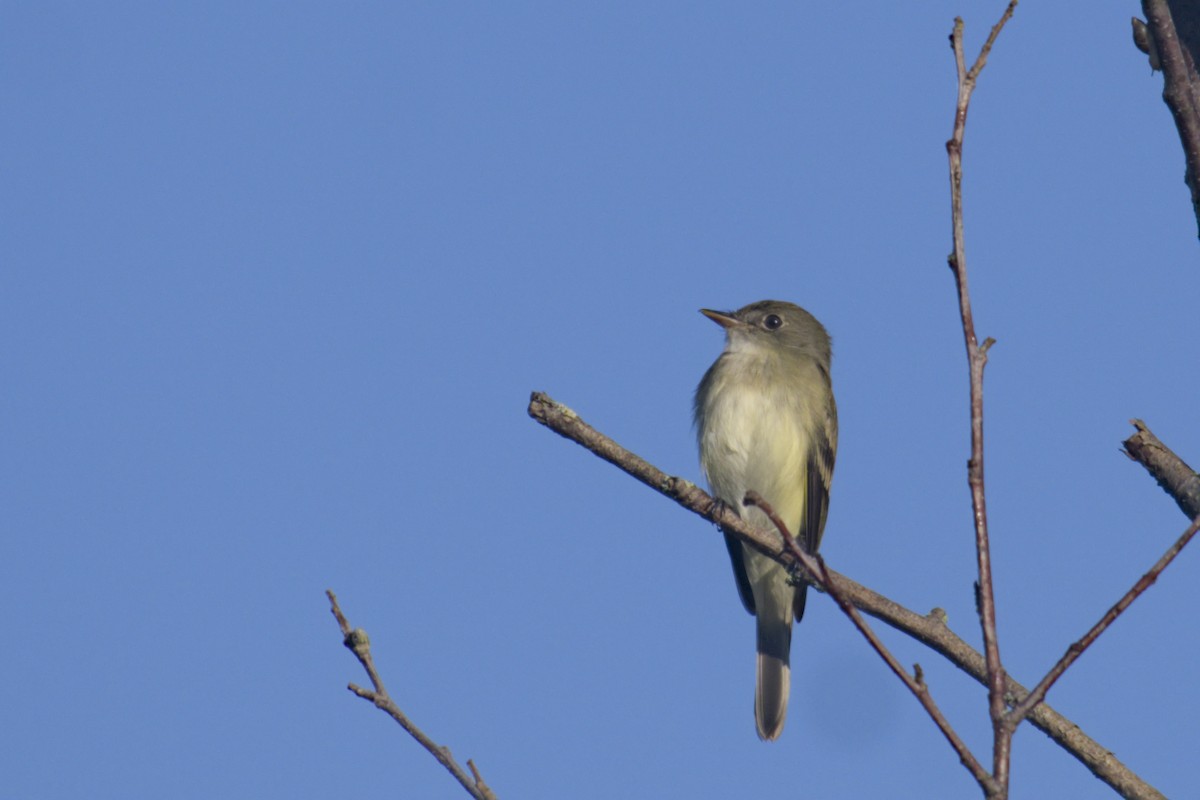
[[945, 3, 1017, 793], [326, 590, 498, 800]]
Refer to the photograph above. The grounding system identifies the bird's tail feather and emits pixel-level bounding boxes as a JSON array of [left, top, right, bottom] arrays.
[[754, 597, 793, 741]]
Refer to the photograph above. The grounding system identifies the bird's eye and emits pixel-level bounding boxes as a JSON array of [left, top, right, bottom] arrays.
[[763, 314, 783, 330]]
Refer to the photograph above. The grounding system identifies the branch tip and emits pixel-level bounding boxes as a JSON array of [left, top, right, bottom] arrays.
[[329, 592, 495, 799]]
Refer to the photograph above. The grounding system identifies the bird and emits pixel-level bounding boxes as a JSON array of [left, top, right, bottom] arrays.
[[694, 299, 838, 740]]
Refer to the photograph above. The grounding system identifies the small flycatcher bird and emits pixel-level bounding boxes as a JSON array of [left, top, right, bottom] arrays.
[[694, 300, 838, 741]]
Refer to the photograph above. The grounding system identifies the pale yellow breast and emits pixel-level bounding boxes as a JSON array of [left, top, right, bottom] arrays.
[[699, 373, 811, 533]]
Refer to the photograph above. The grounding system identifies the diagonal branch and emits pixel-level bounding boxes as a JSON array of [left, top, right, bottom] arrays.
[[745, 492, 994, 793], [527, 391, 1164, 800], [1000, 425, 1200, 732], [326, 590, 498, 800], [1008, 512, 1200, 725], [1123, 419, 1200, 519], [1001, 421, 1200, 722]]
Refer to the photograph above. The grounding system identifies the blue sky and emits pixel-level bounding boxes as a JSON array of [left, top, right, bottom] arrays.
[[3, 2, 1197, 798]]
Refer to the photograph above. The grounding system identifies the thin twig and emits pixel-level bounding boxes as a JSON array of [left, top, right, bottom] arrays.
[[945, 4, 1017, 795], [527, 391, 1164, 799], [1008, 513, 1200, 724], [744, 492, 995, 792], [326, 590, 498, 800]]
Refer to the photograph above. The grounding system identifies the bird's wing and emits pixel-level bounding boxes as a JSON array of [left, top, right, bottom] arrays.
[[803, 423, 836, 555], [723, 529, 756, 614], [795, 383, 838, 621]]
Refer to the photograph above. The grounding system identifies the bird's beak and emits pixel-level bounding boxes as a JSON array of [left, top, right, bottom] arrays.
[[700, 308, 742, 329]]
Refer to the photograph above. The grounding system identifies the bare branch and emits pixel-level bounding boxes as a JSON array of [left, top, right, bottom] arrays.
[[966, 2, 1019, 81], [1123, 419, 1200, 519], [527, 391, 1164, 799], [326, 590, 498, 800], [1141, 0, 1200, 235], [744, 492, 995, 792], [1008, 513, 1200, 724], [945, 4, 1017, 793]]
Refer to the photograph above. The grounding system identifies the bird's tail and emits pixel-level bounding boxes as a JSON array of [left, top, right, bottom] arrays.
[[754, 593, 793, 741]]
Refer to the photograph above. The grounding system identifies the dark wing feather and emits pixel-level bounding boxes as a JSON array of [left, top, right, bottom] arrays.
[[794, 377, 838, 622], [723, 529, 756, 614]]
